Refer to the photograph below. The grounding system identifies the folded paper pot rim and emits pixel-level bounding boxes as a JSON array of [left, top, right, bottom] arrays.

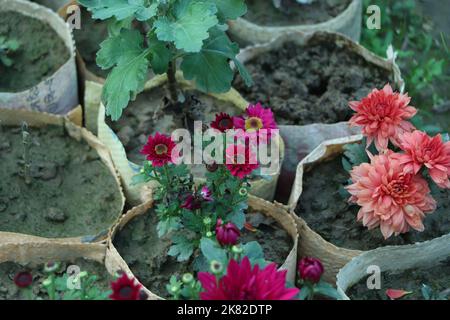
[[105, 195, 299, 300], [95, 72, 285, 205], [0, 108, 125, 244], [0, 0, 79, 115], [336, 233, 450, 300], [237, 31, 405, 95], [228, 0, 363, 45]]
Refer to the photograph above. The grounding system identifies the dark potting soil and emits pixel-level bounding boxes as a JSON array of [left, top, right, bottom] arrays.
[[244, 0, 352, 26], [0, 258, 112, 300], [106, 87, 239, 165], [233, 41, 393, 125], [113, 209, 292, 298], [347, 258, 450, 300], [0, 11, 70, 92], [0, 125, 123, 238], [295, 156, 450, 251], [73, 8, 109, 79]]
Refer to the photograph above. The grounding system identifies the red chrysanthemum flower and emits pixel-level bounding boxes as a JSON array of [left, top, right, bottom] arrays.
[[198, 257, 299, 300], [211, 113, 234, 132], [394, 130, 450, 189], [215, 218, 240, 246], [109, 273, 142, 300], [233, 103, 278, 140], [225, 144, 259, 179], [140, 132, 176, 167], [349, 84, 417, 151], [181, 186, 213, 210], [14, 271, 33, 288], [347, 152, 437, 239]]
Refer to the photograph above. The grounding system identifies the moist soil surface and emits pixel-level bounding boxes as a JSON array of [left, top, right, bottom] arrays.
[[244, 0, 352, 26], [106, 87, 239, 165], [73, 8, 109, 79], [347, 258, 450, 300], [0, 11, 69, 92], [234, 41, 393, 125], [113, 209, 292, 298], [0, 125, 123, 238], [0, 258, 112, 300], [295, 157, 450, 251]]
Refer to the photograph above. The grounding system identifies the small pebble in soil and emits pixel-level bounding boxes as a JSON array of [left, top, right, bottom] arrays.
[[44, 208, 68, 223]]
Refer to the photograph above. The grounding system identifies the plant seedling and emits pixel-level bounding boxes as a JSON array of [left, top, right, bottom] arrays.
[[78, 0, 253, 121], [0, 36, 19, 67], [20, 122, 32, 185]]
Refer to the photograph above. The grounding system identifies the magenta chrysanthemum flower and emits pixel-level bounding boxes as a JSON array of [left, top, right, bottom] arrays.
[[200, 186, 213, 201], [198, 257, 299, 300], [211, 113, 234, 132], [233, 103, 278, 140], [140, 132, 176, 167], [225, 144, 259, 179], [110, 273, 142, 300], [181, 186, 213, 210], [348, 84, 417, 152], [298, 257, 324, 284], [215, 218, 240, 246]]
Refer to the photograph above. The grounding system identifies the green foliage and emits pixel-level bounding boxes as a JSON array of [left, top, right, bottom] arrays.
[[0, 36, 19, 67], [421, 284, 450, 300], [342, 141, 369, 171], [80, 0, 251, 120], [168, 234, 195, 262]]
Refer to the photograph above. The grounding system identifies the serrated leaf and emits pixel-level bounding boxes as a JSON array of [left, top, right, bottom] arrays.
[[79, 0, 158, 21], [343, 142, 368, 167], [168, 234, 194, 261], [102, 53, 149, 120], [107, 17, 133, 36], [213, 0, 247, 22], [147, 33, 171, 74], [241, 241, 265, 261], [97, 29, 145, 70], [181, 27, 252, 93], [200, 237, 227, 264]]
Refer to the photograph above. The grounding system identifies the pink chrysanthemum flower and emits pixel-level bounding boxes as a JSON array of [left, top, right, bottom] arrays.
[[233, 103, 278, 139], [349, 84, 417, 151], [110, 273, 143, 300], [140, 132, 176, 167], [225, 144, 259, 179], [394, 130, 450, 189], [211, 113, 234, 132], [347, 152, 436, 239], [198, 257, 299, 300]]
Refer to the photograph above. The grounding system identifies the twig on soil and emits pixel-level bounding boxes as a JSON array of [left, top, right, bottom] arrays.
[[21, 121, 32, 185]]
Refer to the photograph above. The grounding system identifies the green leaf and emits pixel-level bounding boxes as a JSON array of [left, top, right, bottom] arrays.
[[107, 17, 133, 36], [200, 237, 227, 264], [157, 217, 181, 237], [97, 29, 145, 70], [79, 0, 158, 21], [213, 0, 247, 22], [147, 33, 171, 74], [241, 241, 265, 261], [298, 285, 311, 300], [154, 0, 218, 52], [314, 281, 341, 300], [168, 234, 195, 261], [342, 142, 368, 168], [181, 27, 252, 93], [228, 206, 246, 229]]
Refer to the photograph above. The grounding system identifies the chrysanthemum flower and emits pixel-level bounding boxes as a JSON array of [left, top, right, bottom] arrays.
[[394, 130, 450, 189], [198, 257, 299, 300], [347, 152, 436, 239], [14, 271, 33, 288], [140, 132, 176, 167], [349, 84, 417, 151], [109, 273, 143, 300], [233, 103, 278, 139], [211, 113, 234, 132], [298, 257, 324, 284], [181, 186, 213, 210], [225, 144, 259, 179]]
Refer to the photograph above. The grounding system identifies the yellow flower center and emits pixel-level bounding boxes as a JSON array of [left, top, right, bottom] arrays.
[[155, 143, 168, 155], [245, 117, 263, 132]]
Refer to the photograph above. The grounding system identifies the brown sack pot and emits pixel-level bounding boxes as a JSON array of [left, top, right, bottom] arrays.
[[287, 135, 364, 283], [0, 108, 125, 244], [228, 0, 363, 45], [106, 195, 299, 300], [0, 0, 79, 115], [336, 233, 450, 300]]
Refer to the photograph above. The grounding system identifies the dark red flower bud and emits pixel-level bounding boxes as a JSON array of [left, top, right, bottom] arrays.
[[298, 257, 324, 284], [215, 219, 240, 246], [14, 271, 33, 288]]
